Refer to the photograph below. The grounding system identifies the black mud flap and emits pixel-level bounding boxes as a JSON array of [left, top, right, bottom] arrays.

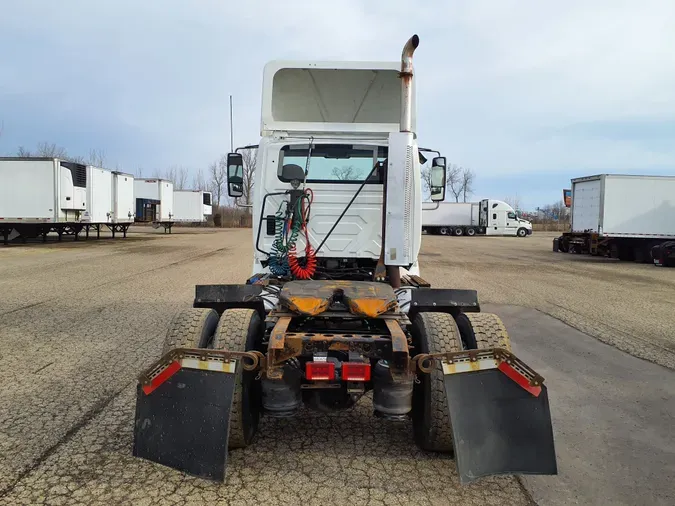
[[444, 369, 557, 483], [133, 367, 236, 481]]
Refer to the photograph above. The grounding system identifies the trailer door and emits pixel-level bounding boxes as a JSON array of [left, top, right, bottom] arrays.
[[571, 178, 602, 233]]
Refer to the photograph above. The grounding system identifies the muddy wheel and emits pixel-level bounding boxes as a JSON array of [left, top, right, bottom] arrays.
[[161, 308, 219, 354], [411, 312, 463, 453], [456, 312, 511, 351], [212, 308, 263, 449]]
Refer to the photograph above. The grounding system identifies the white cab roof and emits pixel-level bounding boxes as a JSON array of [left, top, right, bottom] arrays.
[[261, 61, 414, 135]]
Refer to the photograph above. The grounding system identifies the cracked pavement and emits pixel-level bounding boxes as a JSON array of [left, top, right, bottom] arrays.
[[1, 228, 673, 504]]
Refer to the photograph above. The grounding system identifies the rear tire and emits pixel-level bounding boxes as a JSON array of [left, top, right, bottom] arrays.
[[161, 308, 219, 354], [212, 308, 263, 449], [466, 227, 476, 237], [453, 227, 463, 236], [457, 312, 511, 351], [439, 227, 450, 236], [411, 312, 463, 453]]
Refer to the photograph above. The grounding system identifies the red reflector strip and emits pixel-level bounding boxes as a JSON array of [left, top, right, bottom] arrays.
[[142, 360, 181, 395], [498, 361, 541, 397], [341, 362, 371, 381], [306, 361, 335, 381]]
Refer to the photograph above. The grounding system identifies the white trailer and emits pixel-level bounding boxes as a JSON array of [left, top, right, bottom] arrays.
[[173, 190, 213, 223], [422, 199, 532, 237], [134, 178, 174, 232], [84, 166, 113, 224], [112, 172, 135, 224], [556, 174, 675, 262], [0, 157, 90, 244]]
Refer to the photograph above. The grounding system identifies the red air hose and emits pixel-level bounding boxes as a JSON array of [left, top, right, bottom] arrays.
[[288, 189, 317, 279]]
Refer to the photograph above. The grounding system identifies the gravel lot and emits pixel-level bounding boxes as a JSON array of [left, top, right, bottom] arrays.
[[0, 228, 673, 505]]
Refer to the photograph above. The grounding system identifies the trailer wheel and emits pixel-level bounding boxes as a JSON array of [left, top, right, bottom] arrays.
[[457, 312, 511, 351], [439, 227, 450, 235], [466, 227, 476, 237], [161, 308, 219, 354], [517, 227, 528, 238], [453, 227, 463, 236], [212, 308, 263, 449], [411, 312, 463, 453]]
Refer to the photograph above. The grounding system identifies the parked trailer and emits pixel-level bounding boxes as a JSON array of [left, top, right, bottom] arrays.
[[0, 157, 89, 244], [422, 199, 532, 237], [555, 174, 675, 264], [0, 158, 137, 244], [173, 190, 213, 224], [134, 178, 174, 232]]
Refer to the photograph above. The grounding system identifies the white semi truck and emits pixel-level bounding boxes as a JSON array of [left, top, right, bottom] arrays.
[[555, 174, 675, 263], [132, 35, 557, 485], [173, 190, 213, 224], [422, 200, 532, 237]]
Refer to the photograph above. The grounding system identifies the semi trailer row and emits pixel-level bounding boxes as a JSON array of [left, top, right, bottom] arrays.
[[0, 160, 213, 244]]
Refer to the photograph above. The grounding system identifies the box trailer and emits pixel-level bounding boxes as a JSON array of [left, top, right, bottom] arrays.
[[555, 174, 675, 264], [0, 157, 91, 243], [134, 178, 174, 232], [173, 190, 213, 223], [422, 199, 532, 237], [112, 172, 135, 224], [84, 166, 113, 224]]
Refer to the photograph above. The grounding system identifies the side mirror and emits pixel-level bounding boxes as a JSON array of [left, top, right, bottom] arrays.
[[227, 153, 244, 198], [430, 157, 446, 202]]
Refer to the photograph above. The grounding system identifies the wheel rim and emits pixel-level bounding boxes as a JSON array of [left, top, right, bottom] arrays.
[[467, 228, 475, 236], [440, 227, 449, 235], [454, 228, 463, 236]]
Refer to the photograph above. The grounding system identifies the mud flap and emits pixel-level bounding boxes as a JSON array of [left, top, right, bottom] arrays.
[[133, 367, 236, 481], [444, 369, 557, 483]]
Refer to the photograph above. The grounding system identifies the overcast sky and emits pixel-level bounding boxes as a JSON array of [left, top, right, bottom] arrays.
[[1, 0, 674, 209]]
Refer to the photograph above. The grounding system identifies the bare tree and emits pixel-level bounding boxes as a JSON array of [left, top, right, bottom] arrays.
[[135, 167, 144, 178], [460, 167, 475, 203], [88, 148, 106, 167], [331, 165, 362, 181], [446, 164, 464, 202], [17, 146, 32, 157], [210, 157, 227, 207], [36, 142, 68, 158], [240, 148, 257, 209], [503, 195, 522, 212], [192, 168, 207, 191]]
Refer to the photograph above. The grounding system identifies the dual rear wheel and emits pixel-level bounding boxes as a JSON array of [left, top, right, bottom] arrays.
[[162, 307, 262, 449], [411, 311, 511, 453]]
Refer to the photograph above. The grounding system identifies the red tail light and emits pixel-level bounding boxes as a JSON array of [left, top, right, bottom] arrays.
[[341, 362, 371, 381], [306, 362, 335, 381]]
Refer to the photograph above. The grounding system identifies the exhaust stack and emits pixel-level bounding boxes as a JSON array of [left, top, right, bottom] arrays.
[[400, 34, 419, 133]]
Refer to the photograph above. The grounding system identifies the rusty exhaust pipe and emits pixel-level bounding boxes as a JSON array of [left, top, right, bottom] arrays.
[[399, 34, 419, 133], [381, 34, 420, 288]]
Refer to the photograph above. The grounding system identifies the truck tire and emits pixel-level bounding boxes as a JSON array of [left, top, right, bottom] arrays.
[[517, 227, 528, 238], [466, 227, 476, 236], [212, 308, 263, 449], [456, 312, 511, 351], [439, 227, 450, 235], [453, 227, 463, 236], [411, 312, 463, 453], [161, 308, 220, 354]]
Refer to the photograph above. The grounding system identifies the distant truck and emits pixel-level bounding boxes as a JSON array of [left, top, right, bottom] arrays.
[[173, 190, 213, 224], [555, 174, 675, 264], [422, 199, 532, 237]]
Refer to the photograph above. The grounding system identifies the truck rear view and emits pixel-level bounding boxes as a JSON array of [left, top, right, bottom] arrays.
[[556, 174, 675, 264]]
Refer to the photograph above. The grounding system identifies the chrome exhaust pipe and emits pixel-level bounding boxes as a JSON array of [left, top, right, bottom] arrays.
[[400, 34, 419, 133]]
